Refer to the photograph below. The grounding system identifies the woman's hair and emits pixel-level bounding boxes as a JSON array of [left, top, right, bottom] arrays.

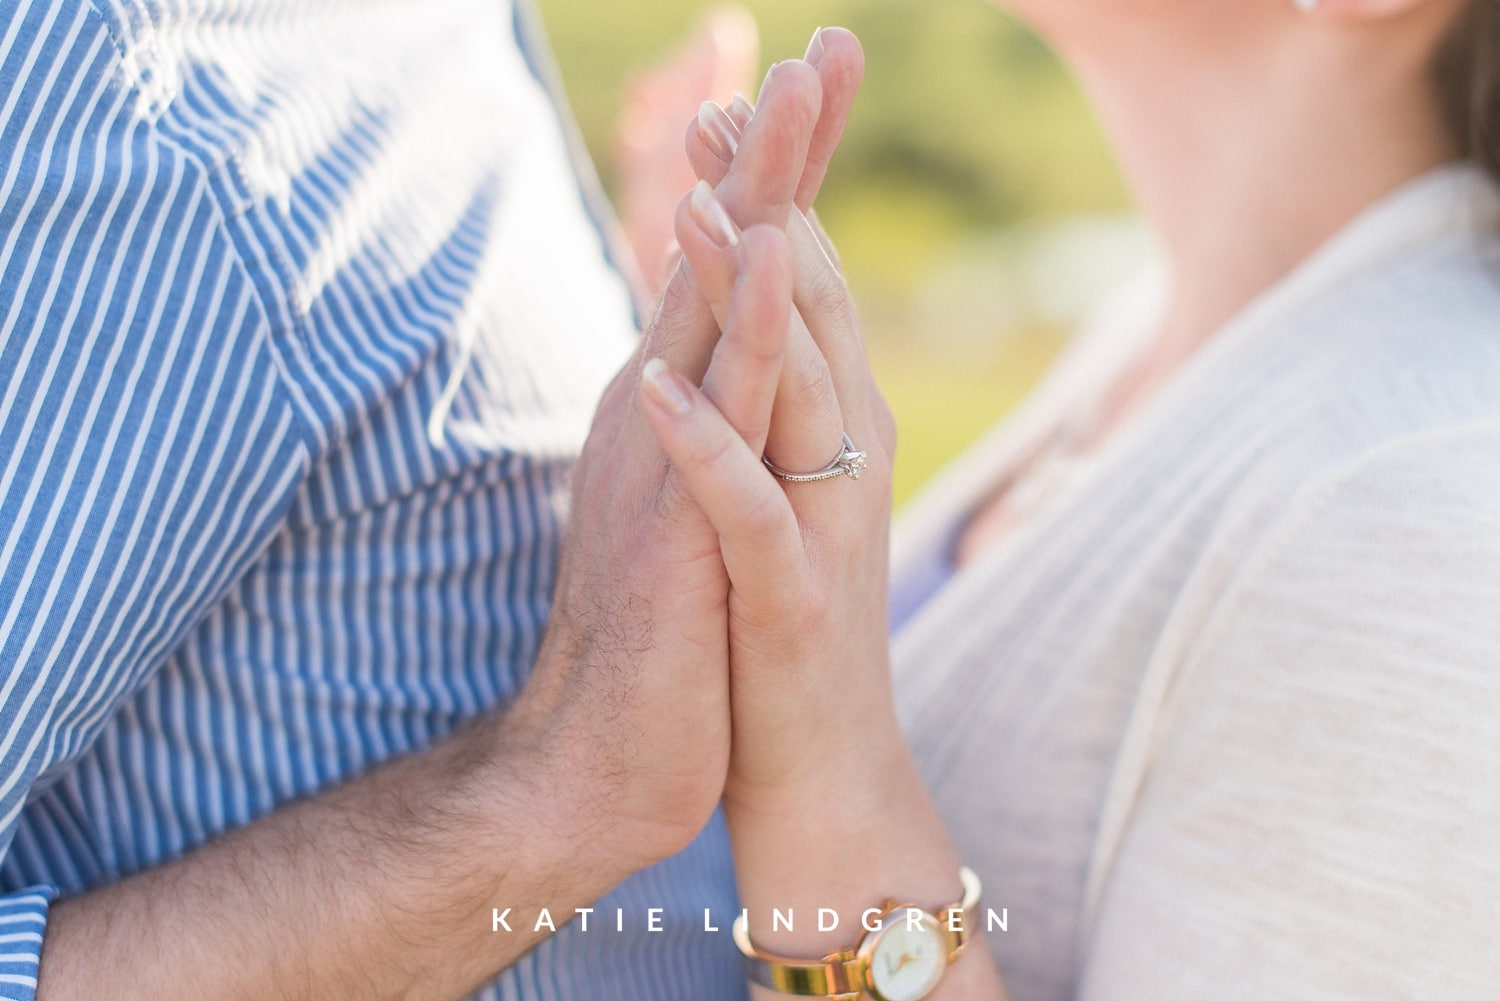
[[1436, 2, 1500, 185]]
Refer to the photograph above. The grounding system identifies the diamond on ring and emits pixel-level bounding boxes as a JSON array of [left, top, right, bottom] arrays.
[[763, 433, 868, 483]]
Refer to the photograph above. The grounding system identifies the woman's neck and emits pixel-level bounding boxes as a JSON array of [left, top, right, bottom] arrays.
[[957, 3, 1467, 567], [1058, 9, 1461, 352]]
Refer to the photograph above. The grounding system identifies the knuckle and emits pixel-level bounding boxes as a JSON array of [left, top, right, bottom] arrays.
[[738, 488, 786, 539], [655, 466, 695, 519], [805, 272, 855, 328], [697, 424, 741, 476], [655, 426, 741, 517], [734, 414, 773, 450], [790, 358, 840, 420], [726, 324, 784, 370]]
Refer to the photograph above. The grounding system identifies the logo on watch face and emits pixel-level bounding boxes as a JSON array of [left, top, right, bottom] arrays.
[[867, 912, 947, 1001]]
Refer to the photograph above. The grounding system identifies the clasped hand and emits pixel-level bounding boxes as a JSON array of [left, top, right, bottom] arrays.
[[508, 30, 907, 878]]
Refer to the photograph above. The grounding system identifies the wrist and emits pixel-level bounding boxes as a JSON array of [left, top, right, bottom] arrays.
[[428, 712, 596, 898], [723, 696, 906, 824], [474, 695, 639, 895], [723, 721, 963, 958], [493, 644, 717, 886]]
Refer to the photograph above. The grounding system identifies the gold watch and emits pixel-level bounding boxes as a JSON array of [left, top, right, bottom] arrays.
[[732, 866, 982, 1001]]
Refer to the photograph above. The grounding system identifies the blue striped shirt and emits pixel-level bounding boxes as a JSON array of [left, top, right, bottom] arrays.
[[0, 0, 744, 996]]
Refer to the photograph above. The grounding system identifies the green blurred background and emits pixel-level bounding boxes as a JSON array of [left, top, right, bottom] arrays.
[[535, 0, 1141, 504]]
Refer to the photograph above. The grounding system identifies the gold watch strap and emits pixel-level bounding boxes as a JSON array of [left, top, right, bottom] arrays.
[[942, 865, 984, 959], [732, 866, 983, 998]]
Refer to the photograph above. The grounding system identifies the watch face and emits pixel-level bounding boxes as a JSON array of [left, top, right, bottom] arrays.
[[867, 911, 947, 1001]]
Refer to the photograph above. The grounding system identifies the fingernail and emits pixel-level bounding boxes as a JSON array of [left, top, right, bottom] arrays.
[[642, 358, 693, 416], [697, 101, 739, 164], [757, 61, 783, 107], [728, 92, 755, 129], [805, 27, 825, 68], [690, 180, 739, 250]]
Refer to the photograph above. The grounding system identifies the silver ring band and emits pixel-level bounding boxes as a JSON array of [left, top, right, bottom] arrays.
[[762, 433, 868, 483]]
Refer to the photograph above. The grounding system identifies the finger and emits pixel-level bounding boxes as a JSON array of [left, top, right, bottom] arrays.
[[702, 5, 760, 104], [726, 91, 754, 131], [719, 59, 821, 230], [616, 8, 758, 296], [683, 60, 823, 235], [794, 27, 864, 211], [646, 60, 821, 379], [639, 358, 807, 611], [786, 210, 870, 434], [673, 181, 741, 335], [674, 189, 792, 454], [763, 313, 846, 475], [686, 100, 739, 192], [614, 20, 718, 293], [685, 31, 863, 213], [676, 184, 844, 473], [804, 206, 842, 273], [685, 89, 757, 189]]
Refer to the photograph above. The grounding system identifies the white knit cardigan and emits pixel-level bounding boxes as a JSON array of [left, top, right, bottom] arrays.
[[890, 163, 1500, 1001]]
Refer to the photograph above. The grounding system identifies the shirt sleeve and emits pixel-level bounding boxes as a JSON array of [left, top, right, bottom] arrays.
[[0, 5, 309, 994], [1079, 424, 1500, 1000], [0, 889, 51, 1000]]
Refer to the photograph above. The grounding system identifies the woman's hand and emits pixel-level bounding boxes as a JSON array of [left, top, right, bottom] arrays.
[[638, 175, 916, 817], [640, 35, 1007, 996], [640, 179, 990, 985], [642, 190, 900, 801], [670, 27, 896, 796], [647, 25, 912, 817]]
